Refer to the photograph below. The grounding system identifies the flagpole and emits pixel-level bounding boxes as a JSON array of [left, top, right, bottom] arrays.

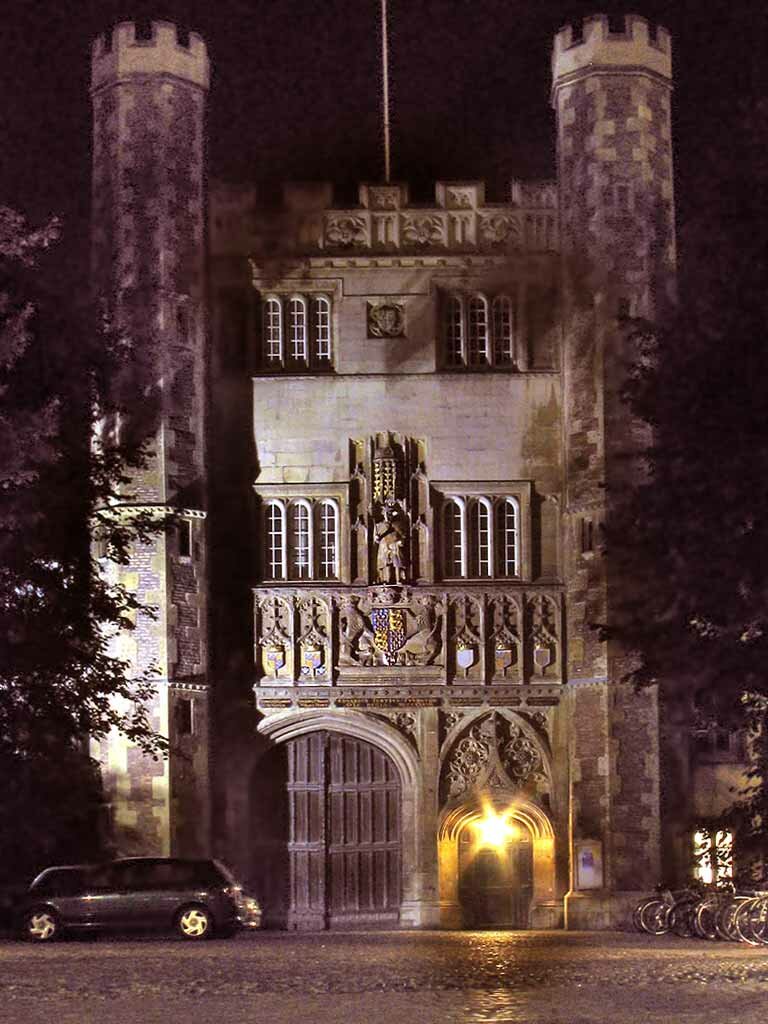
[[381, 0, 391, 183]]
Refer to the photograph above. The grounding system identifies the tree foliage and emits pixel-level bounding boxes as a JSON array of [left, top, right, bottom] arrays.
[[0, 208, 165, 881], [605, 98, 768, 848], [606, 98, 768, 701]]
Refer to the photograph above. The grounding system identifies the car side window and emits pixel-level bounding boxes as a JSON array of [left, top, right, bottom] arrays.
[[34, 870, 87, 898], [87, 864, 119, 893], [110, 862, 151, 891]]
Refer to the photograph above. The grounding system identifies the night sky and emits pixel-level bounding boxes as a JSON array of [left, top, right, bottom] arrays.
[[1, 0, 765, 268]]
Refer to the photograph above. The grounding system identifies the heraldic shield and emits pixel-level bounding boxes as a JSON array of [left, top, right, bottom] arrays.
[[371, 607, 407, 665]]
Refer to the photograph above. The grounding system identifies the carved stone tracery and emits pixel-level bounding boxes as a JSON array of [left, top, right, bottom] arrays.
[[441, 711, 547, 805]]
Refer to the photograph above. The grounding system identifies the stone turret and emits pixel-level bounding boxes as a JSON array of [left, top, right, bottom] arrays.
[[90, 22, 211, 858], [552, 14, 675, 315], [552, 15, 674, 927]]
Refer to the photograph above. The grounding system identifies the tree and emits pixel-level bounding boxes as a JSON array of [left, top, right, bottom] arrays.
[[604, 98, 768, 857], [0, 207, 166, 882]]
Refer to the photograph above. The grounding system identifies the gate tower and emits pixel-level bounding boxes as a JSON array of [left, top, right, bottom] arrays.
[[552, 15, 674, 925], [90, 22, 211, 856]]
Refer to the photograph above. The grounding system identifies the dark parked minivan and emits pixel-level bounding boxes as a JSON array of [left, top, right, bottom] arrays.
[[20, 857, 261, 942]]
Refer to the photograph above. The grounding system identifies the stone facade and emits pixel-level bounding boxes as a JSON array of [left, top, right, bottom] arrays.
[[89, 15, 745, 929]]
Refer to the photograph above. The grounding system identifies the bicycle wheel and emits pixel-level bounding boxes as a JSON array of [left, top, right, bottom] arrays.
[[743, 897, 768, 945], [669, 898, 697, 937], [694, 897, 720, 940], [639, 899, 671, 935], [632, 898, 658, 933], [714, 898, 741, 941]]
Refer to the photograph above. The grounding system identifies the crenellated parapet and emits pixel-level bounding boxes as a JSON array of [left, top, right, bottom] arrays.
[[210, 178, 558, 257], [91, 21, 209, 92], [551, 14, 671, 92]]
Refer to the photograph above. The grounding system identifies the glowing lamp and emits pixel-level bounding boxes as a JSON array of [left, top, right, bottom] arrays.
[[474, 810, 516, 849]]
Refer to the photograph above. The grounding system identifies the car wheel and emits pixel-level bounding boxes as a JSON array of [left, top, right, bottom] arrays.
[[24, 908, 60, 943], [176, 905, 213, 940]]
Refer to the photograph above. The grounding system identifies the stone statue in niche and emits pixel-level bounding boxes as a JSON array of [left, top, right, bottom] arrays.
[[339, 595, 375, 667], [374, 499, 408, 584]]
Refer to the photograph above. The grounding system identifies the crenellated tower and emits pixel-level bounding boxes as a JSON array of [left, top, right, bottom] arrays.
[[90, 22, 211, 857], [552, 14, 675, 926]]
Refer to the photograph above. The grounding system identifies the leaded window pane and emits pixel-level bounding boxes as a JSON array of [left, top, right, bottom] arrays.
[[288, 297, 308, 364], [264, 298, 282, 364], [318, 501, 337, 579], [446, 296, 463, 366], [468, 296, 489, 366], [313, 297, 331, 364], [474, 501, 492, 577], [265, 503, 284, 580], [497, 499, 518, 577], [493, 295, 515, 365], [291, 503, 311, 579], [444, 501, 464, 577]]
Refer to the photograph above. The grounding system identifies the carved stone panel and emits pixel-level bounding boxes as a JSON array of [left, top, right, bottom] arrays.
[[448, 595, 484, 682], [367, 301, 405, 338], [488, 595, 523, 684], [338, 588, 444, 670], [297, 595, 331, 684], [325, 215, 368, 248], [254, 585, 563, 685], [440, 711, 548, 806], [526, 593, 562, 681], [256, 595, 293, 680]]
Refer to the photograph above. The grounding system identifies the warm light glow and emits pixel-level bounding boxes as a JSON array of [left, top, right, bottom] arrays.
[[473, 809, 517, 850]]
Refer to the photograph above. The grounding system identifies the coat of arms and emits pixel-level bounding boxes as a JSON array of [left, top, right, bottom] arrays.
[[264, 644, 286, 676], [371, 607, 407, 664], [300, 646, 326, 680], [368, 302, 405, 338], [456, 640, 476, 671]]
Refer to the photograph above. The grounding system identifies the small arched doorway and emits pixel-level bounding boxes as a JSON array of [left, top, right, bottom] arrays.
[[458, 819, 533, 928]]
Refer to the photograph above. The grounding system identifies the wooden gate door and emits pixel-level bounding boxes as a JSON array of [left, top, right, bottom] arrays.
[[286, 731, 401, 930], [458, 828, 533, 928]]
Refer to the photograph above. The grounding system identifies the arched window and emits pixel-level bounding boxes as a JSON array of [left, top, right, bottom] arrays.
[[443, 291, 523, 371], [264, 297, 282, 365], [496, 498, 519, 577], [467, 295, 490, 366], [317, 500, 339, 579], [264, 500, 287, 580], [261, 294, 334, 371], [445, 295, 464, 366], [288, 296, 308, 365], [289, 500, 313, 579], [313, 296, 332, 365], [492, 295, 515, 366], [472, 498, 494, 577], [443, 499, 465, 577]]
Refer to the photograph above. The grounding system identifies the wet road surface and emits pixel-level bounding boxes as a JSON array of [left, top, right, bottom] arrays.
[[1, 929, 767, 1024]]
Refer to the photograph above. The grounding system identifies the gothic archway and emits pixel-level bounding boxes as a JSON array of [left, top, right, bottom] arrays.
[[437, 710, 556, 928], [257, 710, 419, 929]]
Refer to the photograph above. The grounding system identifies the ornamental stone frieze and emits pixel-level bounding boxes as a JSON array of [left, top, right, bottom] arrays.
[[239, 180, 558, 259], [253, 584, 562, 686]]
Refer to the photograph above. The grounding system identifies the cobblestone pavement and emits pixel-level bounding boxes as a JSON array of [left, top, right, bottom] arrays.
[[1, 930, 767, 1024]]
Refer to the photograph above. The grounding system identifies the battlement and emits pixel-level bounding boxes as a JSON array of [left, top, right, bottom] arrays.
[[209, 178, 558, 257], [552, 14, 671, 90], [91, 21, 209, 93]]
